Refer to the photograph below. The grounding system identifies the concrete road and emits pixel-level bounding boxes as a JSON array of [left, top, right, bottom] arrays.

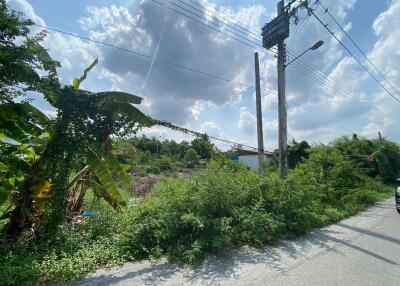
[[74, 197, 400, 286]]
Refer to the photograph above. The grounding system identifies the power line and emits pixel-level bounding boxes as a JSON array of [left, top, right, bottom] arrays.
[[33, 24, 273, 93], [288, 98, 352, 133], [310, 9, 400, 105], [180, 0, 261, 42], [318, 0, 400, 98], [33, 24, 361, 135], [158, 0, 390, 123], [288, 61, 390, 125], [153, 119, 272, 152], [288, 1, 320, 47], [149, 0, 276, 57], [286, 53, 392, 124], [188, 0, 262, 37]]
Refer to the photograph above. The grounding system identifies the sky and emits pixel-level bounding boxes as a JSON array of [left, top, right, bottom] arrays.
[[6, 0, 400, 151]]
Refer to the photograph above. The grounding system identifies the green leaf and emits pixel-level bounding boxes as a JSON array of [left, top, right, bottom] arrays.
[[0, 132, 21, 145], [108, 102, 154, 127], [95, 91, 143, 107], [104, 151, 132, 190], [8, 177, 15, 187], [0, 188, 10, 208], [73, 58, 99, 89], [0, 121, 29, 143], [87, 148, 128, 208], [18, 102, 50, 126]]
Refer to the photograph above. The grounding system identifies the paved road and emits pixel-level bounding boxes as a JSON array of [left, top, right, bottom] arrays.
[[75, 198, 400, 286]]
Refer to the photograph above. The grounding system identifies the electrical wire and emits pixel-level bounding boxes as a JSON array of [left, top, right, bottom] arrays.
[[181, 0, 261, 41], [318, 0, 400, 98], [32, 19, 361, 139], [288, 2, 320, 47], [157, 0, 390, 123], [189, 0, 262, 36], [33, 24, 275, 94], [149, 0, 276, 58], [285, 53, 392, 124], [310, 9, 400, 105]]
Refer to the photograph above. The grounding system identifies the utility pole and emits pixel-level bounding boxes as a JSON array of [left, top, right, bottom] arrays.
[[277, 0, 288, 178], [262, 0, 311, 178], [378, 131, 383, 143], [254, 52, 264, 173]]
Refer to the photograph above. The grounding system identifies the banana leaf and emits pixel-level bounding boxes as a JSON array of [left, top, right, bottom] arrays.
[[73, 58, 99, 89], [95, 91, 143, 107], [108, 102, 154, 127], [87, 148, 128, 208]]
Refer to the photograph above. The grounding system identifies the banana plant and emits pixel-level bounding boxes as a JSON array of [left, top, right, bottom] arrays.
[[4, 58, 153, 236], [0, 102, 51, 222], [65, 59, 153, 216]]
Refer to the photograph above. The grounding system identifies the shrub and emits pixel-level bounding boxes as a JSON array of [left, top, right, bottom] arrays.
[[145, 166, 161, 174], [0, 154, 394, 285]]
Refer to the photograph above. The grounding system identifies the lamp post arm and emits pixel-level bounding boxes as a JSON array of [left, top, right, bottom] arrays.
[[284, 47, 311, 68]]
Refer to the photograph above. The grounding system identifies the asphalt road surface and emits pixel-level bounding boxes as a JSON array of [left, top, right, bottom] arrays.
[[74, 197, 400, 286]]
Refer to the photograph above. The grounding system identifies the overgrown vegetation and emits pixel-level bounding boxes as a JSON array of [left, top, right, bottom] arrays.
[[115, 134, 214, 175], [1, 2, 400, 286], [0, 145, 396, 285]]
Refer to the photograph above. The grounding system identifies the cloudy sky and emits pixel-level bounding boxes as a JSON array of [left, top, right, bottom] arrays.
[[7, 0, 400, 150]]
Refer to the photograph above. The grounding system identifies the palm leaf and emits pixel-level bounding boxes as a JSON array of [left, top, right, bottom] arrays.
[[108, 102, 154, 127], [95, 91, 143, 107], [73, 58, 99, 89]]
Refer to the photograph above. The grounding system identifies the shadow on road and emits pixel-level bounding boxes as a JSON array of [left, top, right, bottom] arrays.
[[336, 222, 400, 246], [74, 201, 398, 285]]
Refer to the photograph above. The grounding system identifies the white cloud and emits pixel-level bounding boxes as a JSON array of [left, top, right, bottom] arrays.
[[6, 0, 45, 26], [8, 0, 399, 150], [238, 106, 256, 135]]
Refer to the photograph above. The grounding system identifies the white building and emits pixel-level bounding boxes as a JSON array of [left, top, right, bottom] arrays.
[[232, 149, 274, 171]]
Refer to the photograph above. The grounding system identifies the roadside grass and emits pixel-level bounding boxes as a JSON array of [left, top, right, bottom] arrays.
[[0, 148, 394, 286]]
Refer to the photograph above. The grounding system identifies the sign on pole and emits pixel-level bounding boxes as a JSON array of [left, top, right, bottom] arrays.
[[261, 12, 290, 50]]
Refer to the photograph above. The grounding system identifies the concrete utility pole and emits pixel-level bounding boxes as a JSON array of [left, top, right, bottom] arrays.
[[262, 0, 318, 178], [277, 0, 288, 178], [254, 52, 264, 173]]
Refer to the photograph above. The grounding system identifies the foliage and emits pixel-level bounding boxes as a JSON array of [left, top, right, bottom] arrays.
[[0, 149, 394, 285], [288, 140, 310, 169], [115, 135, 213, 175], [1, 56, 153, 236], [184, 148, 199, 168], [119, 155, 391, 265], [332, 136, 400, 184], [0, 0, 59, 103], [271, 139, 310, 170], [191, 134, 214, 160]]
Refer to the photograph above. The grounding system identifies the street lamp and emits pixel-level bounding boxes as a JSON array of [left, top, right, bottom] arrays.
[[284, 40, 324, 68]]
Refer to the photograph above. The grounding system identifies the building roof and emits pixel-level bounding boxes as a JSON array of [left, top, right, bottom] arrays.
[[236, 149, 273, 157]]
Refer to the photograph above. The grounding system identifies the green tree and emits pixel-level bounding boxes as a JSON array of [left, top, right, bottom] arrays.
[[1, 57, 153, 236], [184, 148, 199, 168], [191, 134, 213, 160], [374, 139, 400, 184], [288, 140, 310, 169], [0, 0, 59, 103]]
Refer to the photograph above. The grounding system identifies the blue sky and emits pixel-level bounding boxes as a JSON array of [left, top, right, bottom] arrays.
[[7, 0, 400, 151]]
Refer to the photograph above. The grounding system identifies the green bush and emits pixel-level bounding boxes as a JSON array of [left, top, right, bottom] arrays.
[[0, 153, 394, 285], [145, 165, 161, 174]]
